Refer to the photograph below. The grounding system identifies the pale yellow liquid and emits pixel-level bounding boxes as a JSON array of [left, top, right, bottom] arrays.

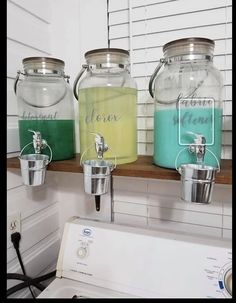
[[78, 87, 137, 164]]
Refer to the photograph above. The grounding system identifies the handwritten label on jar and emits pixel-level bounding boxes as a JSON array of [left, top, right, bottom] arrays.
[[177, 97, 215, 145], [85, 108, 121, 124], [178, 97, 214, 108], [20, 111, 58, 120]]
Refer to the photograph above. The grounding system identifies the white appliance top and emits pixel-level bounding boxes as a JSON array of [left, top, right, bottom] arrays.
[[51, 217, 232, 298]]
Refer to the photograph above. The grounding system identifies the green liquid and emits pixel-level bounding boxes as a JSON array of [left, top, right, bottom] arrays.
[[78, 87, 137, 164], [154, 108, 222, 168], [19, 120, 75, 161]]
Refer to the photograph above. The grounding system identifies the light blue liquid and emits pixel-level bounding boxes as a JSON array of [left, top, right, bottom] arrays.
[[154, 108, 222, 169]]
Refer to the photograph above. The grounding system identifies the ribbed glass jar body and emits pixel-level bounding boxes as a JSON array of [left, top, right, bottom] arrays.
[[77, 48, 137, 164], [151, 38, 223, 169], [16, 57, 75, 161]]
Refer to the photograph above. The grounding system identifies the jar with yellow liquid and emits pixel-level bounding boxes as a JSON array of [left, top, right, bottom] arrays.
[[73, 48, 137, 164]]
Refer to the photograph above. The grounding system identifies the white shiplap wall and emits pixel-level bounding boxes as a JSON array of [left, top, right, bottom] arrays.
[[108, 0, 232, 159], [7, 0, 59, 298], [113, 176, 232, 240]]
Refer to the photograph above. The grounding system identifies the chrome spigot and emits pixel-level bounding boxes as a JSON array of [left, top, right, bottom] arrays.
[[91, 133, 108, 159], [188, 132, 206, 164], [28, 129, 47, 154]]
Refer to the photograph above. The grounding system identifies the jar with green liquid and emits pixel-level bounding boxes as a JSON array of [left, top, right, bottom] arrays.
[[15, 57, 76, 161], [149, 38, 223, 169], [73, 48, 137, 164]]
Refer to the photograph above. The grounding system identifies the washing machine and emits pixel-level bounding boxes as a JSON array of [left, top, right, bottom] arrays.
[[38, 217, 232, 298]]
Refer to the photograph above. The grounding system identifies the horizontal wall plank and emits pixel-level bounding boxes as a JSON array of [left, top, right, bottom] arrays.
[[114, 201, 148, 217], [109, 0, 230, 25], [7, 39, 51, 78], [7, 1, 51, 53], [114, 190, 148, 204], [148, 217, 222, 237], [109, 7, 232, 38], [113, 176, 148, 192], [9, 0, 52, 23], [148, 194, 223, 215], [114, 212, 148, 227], [148, 205, 222, 227]]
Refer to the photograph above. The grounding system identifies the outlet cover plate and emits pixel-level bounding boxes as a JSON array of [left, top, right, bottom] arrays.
[[7, 212, 21, 248]]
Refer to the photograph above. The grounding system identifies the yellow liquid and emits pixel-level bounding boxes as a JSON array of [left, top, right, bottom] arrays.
[[78, 86, 137, 164]]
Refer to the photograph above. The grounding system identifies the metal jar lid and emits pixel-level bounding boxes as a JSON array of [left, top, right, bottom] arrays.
[[84, 48, 130, 66], [163, 37, 215, 59], [22, 57, 65, 74], [85, 48, 129, 57]]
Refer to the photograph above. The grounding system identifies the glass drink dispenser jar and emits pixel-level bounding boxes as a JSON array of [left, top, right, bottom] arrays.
[[73, 48, 137, 164], [149, 38, 223, 169], [15, 57, 76, 161]]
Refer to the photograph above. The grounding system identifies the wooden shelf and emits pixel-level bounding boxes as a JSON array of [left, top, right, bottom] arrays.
[[7, 154, 232, 185]]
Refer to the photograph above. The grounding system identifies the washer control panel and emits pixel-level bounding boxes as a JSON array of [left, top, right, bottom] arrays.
[[57, 218, 232, 298]]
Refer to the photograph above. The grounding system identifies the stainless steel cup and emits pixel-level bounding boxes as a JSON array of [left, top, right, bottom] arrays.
[[19, 154, 49, 186], [179, 163, 218, 204], [83, 159, 114, 195]]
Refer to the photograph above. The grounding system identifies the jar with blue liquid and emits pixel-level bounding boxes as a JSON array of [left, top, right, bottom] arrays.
[[149, 37, 223, 169]]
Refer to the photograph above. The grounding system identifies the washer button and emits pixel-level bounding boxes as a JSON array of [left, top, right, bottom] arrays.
[[77, 247, 87, 258]]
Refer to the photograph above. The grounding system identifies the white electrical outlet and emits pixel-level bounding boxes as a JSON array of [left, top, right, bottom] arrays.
[[7, 212, 21, 248]]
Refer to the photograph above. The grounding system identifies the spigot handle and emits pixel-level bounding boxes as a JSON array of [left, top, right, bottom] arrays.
[[28, 129, 42, 141], [90, 132, 108, 159], [186, 132, 206, 163], [186, 131, 206, 145], [79, 133, 116, 169], [28, 129, 47, 153]]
